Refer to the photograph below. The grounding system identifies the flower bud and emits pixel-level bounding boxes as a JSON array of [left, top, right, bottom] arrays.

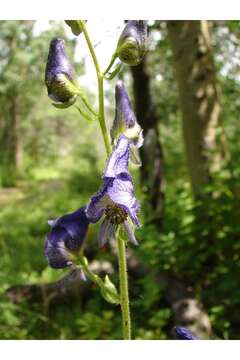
[[116, 21, 147, 66], [111, 80, 143, 149], [65, 20, 83, 36], [100, 275, 120, 304], [45, 38, 79, 106]]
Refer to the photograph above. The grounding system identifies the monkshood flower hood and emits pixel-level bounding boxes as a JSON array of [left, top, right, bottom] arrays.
[[45, 38, 79, 106], [45, 206, 89, 269], [86, 135, 140, 247], [111, 80, 143, 147]]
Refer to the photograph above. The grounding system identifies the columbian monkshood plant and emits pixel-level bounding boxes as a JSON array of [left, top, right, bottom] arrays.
[[44, 20, 147, 340]]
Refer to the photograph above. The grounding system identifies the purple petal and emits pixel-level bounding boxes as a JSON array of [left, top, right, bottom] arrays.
[[111, 81, 144, 151], [47, 226, 69, 246], [107, 177, 140, 227], [45, 38, 74, 84], [79, 269, 88, 282], [104, 135, 130, 178], [174, 326, 199, 340], [111, 81, 136, 139], [86, 186, 113, 223], [53, 206, 89, 251], [98, 218, 117, 247], [44, 238, 72, 269], [45, 207, 89, 269], [123, 220, 139, 246]]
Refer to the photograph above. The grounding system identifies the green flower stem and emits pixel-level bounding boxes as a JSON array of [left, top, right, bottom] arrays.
[[78, 255, 102, 287], [78, 91, 98, 116], [80, 20, 132, 340], [117, 235, 131, 339], [80, 20, 111, 156], [75, 105, 94, 122], [104, 63, 123, 81], [78, 256, 120, 304], [103, 53, 118, 75]]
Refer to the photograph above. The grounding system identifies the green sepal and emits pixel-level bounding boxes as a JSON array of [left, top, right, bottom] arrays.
[[75, 105, 95, 122], [104, 63, 123, 81], [117, 38, 143, 66], [65, 20, 83, 36], [52, 95, 77, 109], [100, 275, 120, 305]]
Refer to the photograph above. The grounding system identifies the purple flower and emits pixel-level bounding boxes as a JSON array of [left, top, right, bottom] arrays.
[[86, 135, 140, 247], [117, 21, 147, 66], [45, 38, 79, 105], [44, 206, 89, 269], [173, 326, 199, 340], [111, 80, 143, 150]]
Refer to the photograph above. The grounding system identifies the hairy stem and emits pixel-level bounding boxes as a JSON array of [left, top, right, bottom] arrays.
[[117, 235, 131, 339]]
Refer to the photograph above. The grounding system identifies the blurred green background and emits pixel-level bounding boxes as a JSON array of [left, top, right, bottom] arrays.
[[0, 20, 240, 339]]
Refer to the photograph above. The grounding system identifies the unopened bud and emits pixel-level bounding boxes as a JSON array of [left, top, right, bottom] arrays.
[[45, 38, 79, 107], [65, 20, 84, 36], [116, 21, 147, 66], [111, 80, 144, 150]]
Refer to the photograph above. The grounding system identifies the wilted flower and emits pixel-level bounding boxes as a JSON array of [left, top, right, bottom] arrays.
[[45, 38, 79, 106], [44, 206, 89, 269], [111, 80, 143, 150], [86, 135, 140, 247], [173, 326, 199, 340], [116, 20, 147, 66]]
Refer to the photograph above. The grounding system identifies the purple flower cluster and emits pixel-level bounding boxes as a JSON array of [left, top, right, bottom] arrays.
[[45, 130, 141, 268], [44, 23, 144, 269]]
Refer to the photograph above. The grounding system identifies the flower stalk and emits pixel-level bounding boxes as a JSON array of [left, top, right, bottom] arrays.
[[80, 21, 132, 339], [117, 233, 131, 339], [79, 20, 111, 156]]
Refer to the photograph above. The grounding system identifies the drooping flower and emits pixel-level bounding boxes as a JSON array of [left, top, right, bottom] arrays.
[[173, 326, 199, 340], [44, 206, 89, 269], [116, 21, 147, 66], [86, 135, 140, 247], [45, 38, 79, 107], [111, 80, 143, 151]]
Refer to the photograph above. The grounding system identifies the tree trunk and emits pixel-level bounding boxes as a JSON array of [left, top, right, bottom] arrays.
[[167, 20, 221, 199], [167, 21, 225, 325], [0, 96, 20, 187], [130, 56, 165, 224]]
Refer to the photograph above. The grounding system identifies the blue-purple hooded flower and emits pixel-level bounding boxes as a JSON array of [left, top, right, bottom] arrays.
[[111, 80, 143, 147], [44, 206, 89, 269], [86, 135, 139, 247], [117, 21, 147, 66], [45, 38, 79, 106], [173, 326, 199, 340]]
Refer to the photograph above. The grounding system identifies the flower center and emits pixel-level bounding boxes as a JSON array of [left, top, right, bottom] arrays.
[[105, 205, 128, 225]]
